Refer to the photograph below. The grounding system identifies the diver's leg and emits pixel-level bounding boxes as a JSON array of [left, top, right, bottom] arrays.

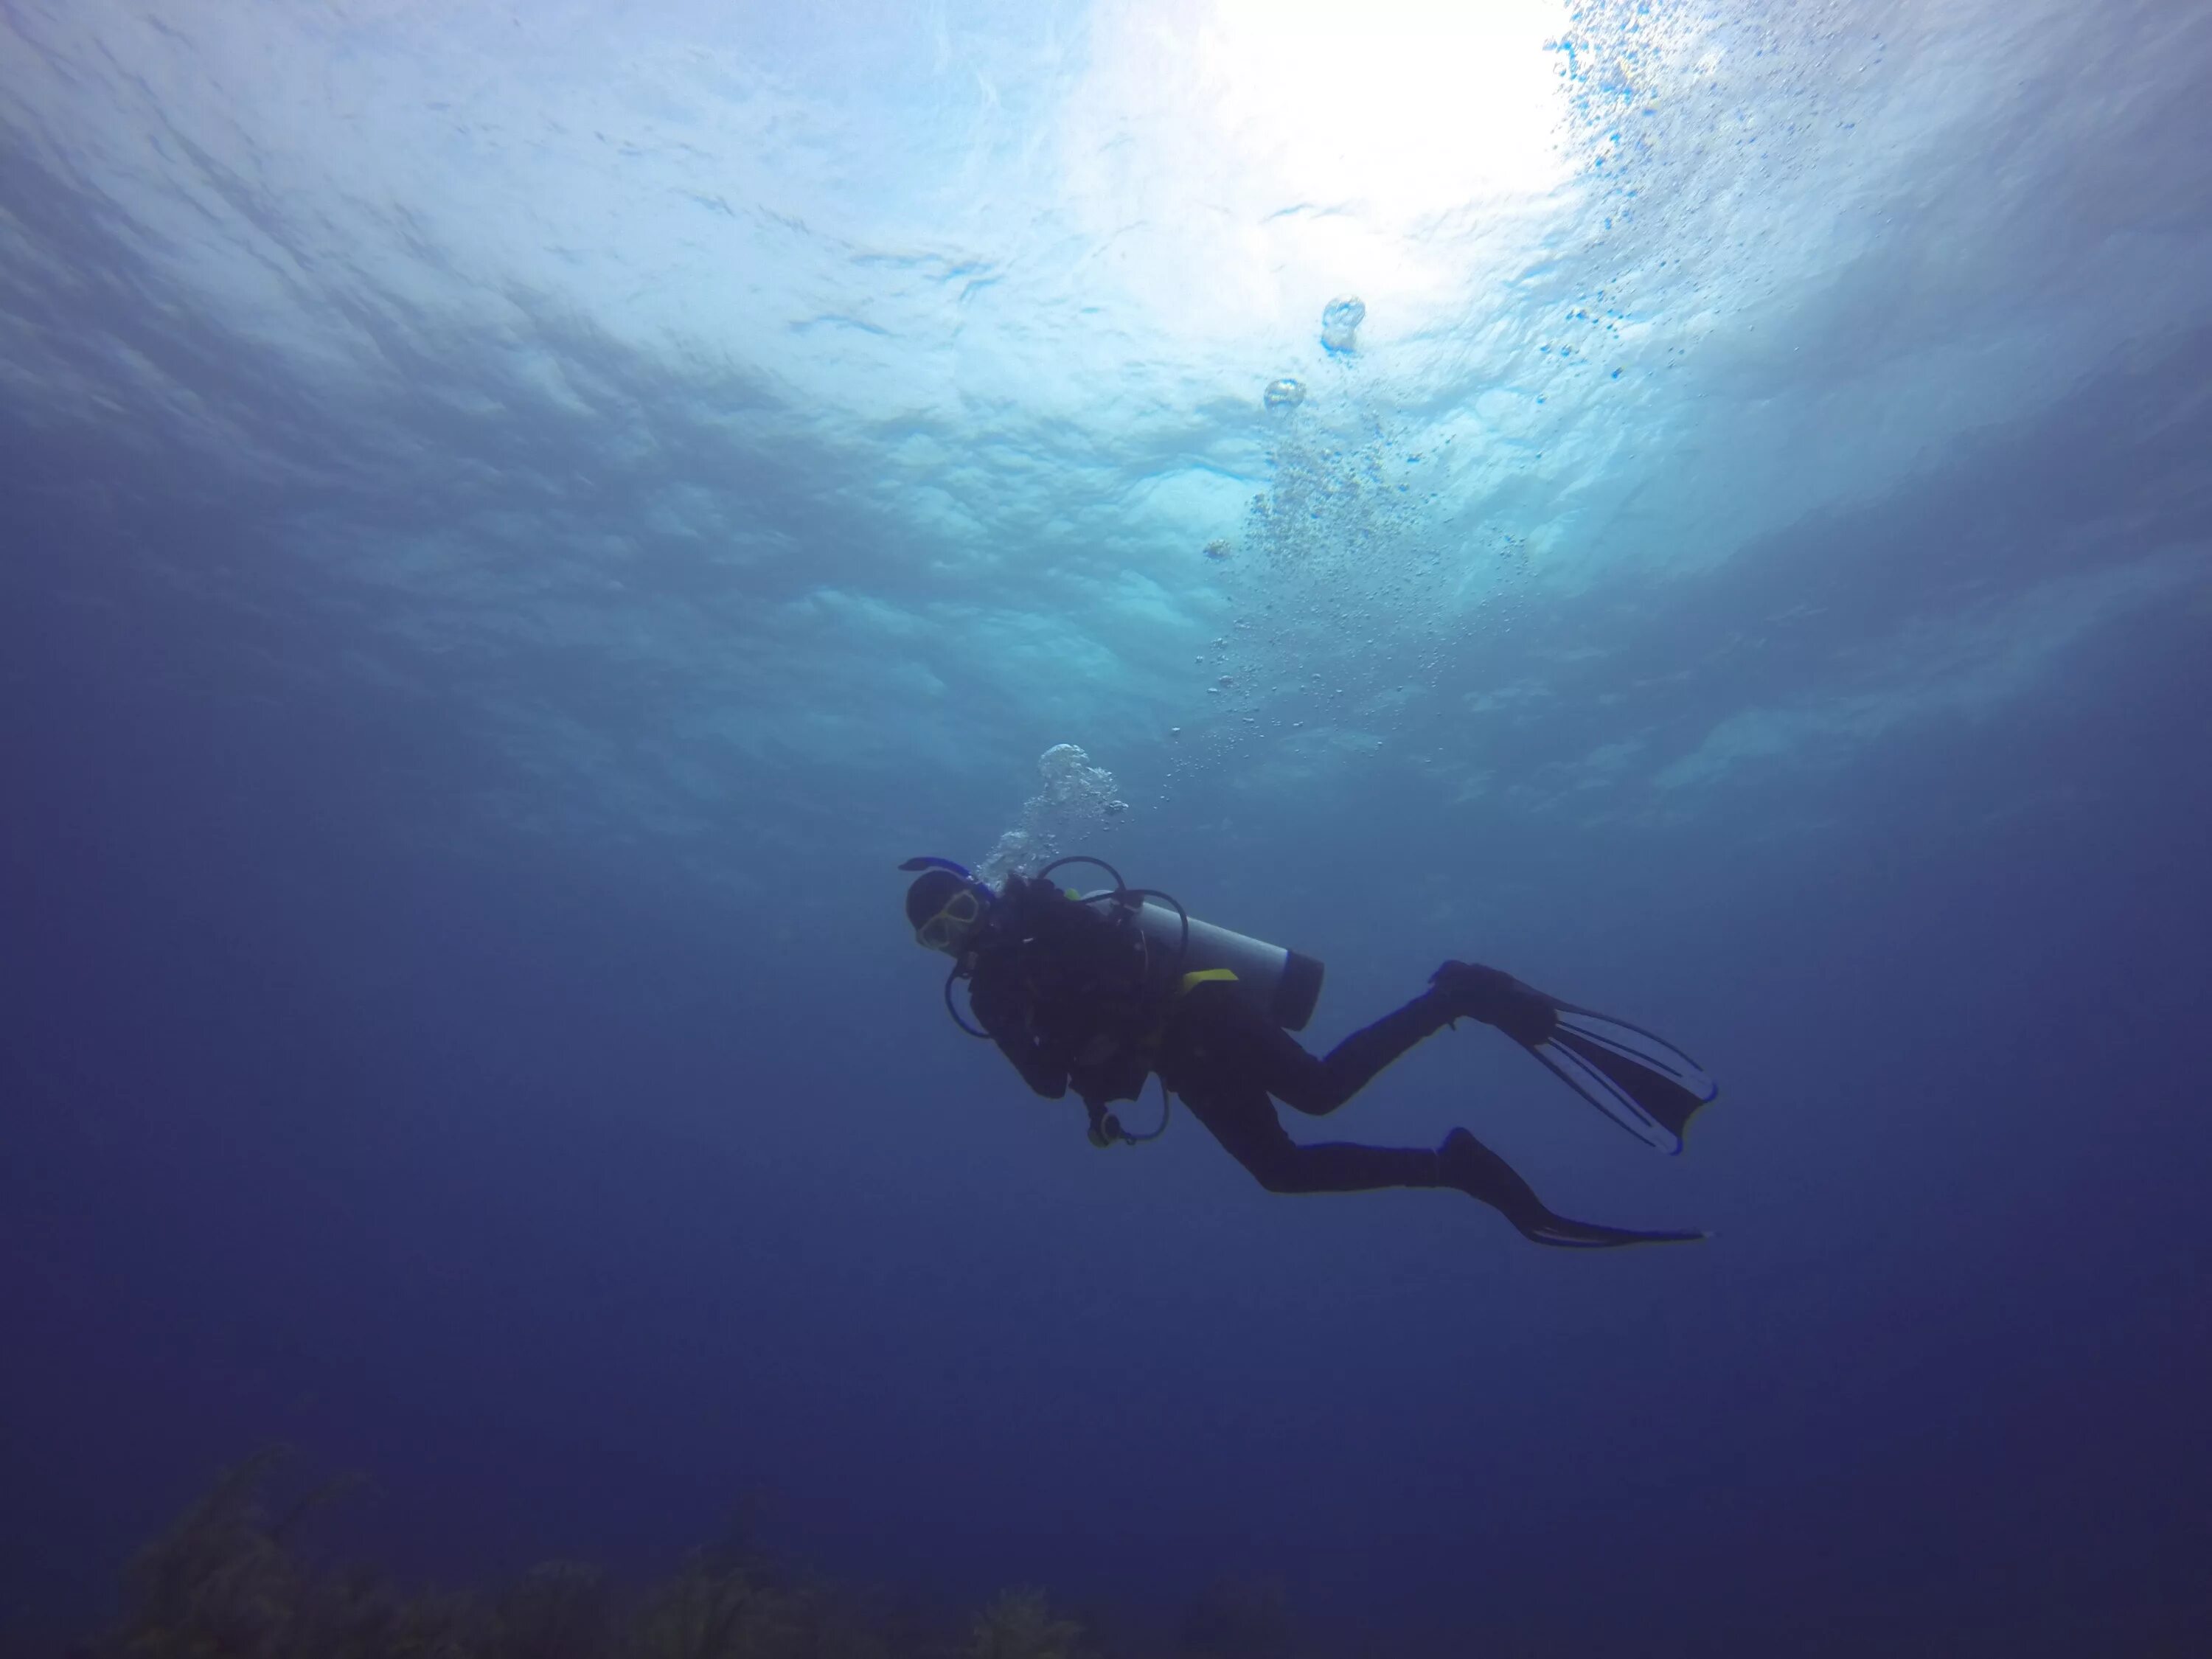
[[1176, 1080, 1443, 1194], [1180, 1085, 1697, 1243], [1166, 987, 1698, 1244], [1179, 980, 1456, 1119]]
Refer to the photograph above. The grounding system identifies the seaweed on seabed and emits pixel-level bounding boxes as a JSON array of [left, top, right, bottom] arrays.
[[494, 1562, 616, 1659], [100, 1445, 369, 1659], [623, 1555, 785, 1659], [91, 1447, 489, 1659], [964, 1588, 1089, 1659], [1178, 1576, 1295, 1659], [620, 1518, 906, 1659], [84, 1455, 1131, 1659]]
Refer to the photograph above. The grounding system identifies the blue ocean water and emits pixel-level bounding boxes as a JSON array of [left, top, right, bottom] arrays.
[[3, 1, 2209, 1654]]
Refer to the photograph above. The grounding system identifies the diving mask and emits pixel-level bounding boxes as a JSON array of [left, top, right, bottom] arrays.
[[916, 886, 985, 953]]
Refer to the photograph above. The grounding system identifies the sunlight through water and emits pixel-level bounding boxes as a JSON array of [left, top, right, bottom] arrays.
[[1057, 0, 1572, 352]]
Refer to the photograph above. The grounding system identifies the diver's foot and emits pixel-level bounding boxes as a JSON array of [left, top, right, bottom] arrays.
[[1436, 1128, 1702, 1250], [1429, 961, 1558, 1045]]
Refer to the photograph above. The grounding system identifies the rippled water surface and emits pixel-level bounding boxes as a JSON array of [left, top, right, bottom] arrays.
[[4, 3, 2209, 1654]]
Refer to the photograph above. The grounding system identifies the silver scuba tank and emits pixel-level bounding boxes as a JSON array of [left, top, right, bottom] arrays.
[[1083, 891, 1326, 1032]]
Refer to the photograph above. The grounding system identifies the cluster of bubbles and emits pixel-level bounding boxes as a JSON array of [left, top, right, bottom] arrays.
[[1161, 294, 1534, 789], [973, 743, 1129, 885]]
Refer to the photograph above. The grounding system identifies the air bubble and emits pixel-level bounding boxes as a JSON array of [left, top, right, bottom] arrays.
[[1321, 295, 1366, 354], [973, 745, 1129, 884]]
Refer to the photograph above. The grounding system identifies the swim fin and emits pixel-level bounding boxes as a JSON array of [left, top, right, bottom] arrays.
[[1436, 1129, 1703, 1249], [1429, 961, 1718, 1153], [1525, 1001, 1718, 1155]]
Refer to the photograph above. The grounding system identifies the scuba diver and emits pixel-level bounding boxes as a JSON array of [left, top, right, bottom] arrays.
[[901, 855, 1719, 1250]]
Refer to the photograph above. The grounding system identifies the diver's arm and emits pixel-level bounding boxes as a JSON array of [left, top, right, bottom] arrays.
[[967, 963, 1070, 1099], [998, 1032, 1069, 1099]]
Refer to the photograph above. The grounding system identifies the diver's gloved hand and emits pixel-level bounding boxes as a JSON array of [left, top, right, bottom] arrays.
[[1086, 1110, 1123, 1148], [1429, 961, 1559, 1046]]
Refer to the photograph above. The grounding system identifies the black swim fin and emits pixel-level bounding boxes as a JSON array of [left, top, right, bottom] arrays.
[[1430, 961, 1719, 1154], [1523, 1001, 1718, 1155], [1437, 1129, 1703, 1249]]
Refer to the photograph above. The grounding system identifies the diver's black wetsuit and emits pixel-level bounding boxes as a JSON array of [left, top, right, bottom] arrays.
[[965, 875, 1451, 1193], [948, 872, 1705, 1247], [1156, 979, 1457, 1192]]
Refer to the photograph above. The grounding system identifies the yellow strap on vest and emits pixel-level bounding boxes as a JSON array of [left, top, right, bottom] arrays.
[[1128, 968, 1240, 1061]]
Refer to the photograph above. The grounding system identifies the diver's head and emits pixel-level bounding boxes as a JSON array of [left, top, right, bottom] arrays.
[[905, 866, 989, 956]]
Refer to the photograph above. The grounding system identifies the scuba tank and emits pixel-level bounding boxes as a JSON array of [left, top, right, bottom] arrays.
[[1034, 855, 1323, 1032], [1089, 891, 1324, 1031], [900, 852, 1324, 1032]]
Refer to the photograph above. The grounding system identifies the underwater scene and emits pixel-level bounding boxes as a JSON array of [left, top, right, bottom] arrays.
[[3, 1, 2209, 1655]]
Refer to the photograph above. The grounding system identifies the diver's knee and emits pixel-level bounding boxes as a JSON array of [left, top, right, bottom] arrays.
[[1246, 1157, 1312, 1194]]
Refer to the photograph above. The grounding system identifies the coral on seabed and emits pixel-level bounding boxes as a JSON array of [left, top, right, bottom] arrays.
[[967, 1589, 1083, 1659], [75, 1453, 1335, 1659]]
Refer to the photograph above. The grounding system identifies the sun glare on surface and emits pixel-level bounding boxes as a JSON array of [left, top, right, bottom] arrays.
[[1198, 0, 1572, 217], [1059, 0, 1573, 361]]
